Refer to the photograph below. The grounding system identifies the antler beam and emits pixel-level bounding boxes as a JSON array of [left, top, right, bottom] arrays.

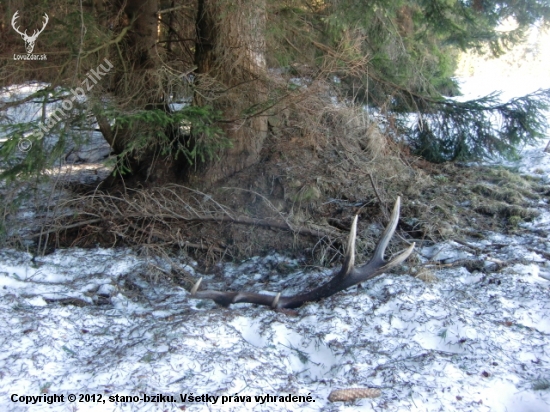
[[190, 197, 415, 309]]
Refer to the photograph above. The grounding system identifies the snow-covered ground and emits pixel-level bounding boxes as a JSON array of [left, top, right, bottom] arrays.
[[1, 76, 550, 411], [1, 192, 550, 412]]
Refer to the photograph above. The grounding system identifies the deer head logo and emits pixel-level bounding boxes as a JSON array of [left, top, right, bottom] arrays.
[[11, 11, 49, 54]]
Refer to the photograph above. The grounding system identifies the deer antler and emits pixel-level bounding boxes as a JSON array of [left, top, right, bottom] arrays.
[[32, 13, 49, 39], [11, 11, 23, 36], [190, 197, 415, 309]]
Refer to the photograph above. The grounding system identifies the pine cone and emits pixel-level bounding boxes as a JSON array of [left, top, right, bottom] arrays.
[[328, 388, 381, 402]]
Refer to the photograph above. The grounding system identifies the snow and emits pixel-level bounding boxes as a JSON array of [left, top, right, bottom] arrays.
[[455, 75, 550, 103], [1, 201, 549, 411], [1, 77, 550, 411], [0, 82, 111, 164]]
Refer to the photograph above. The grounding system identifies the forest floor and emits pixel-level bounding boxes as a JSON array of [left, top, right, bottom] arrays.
[[1, 76, 550, 411]]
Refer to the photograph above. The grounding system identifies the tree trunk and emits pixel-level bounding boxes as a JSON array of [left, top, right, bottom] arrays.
[[191, 0, 268, 186], [103, 0, 180, 184], [100, 0, 268, 187]]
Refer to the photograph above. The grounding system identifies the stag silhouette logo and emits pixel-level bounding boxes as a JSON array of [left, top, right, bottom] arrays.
[[11, 11, 49, 54]]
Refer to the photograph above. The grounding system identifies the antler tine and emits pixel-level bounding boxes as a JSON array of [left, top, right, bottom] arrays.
[[341, 215, 358, 276], [30, 13, 49, 39], [351, 197, 415, 281], [11, 11, 26, 36], [190, 277, 203, 295], [381, 242, 415, 271], [38, 13, 49, 34], [370, 196, 402, 264], [271, 292, 281, 308]]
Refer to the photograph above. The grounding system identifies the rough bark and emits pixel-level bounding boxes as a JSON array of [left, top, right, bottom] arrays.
[[99, 0, 268, 186], [192, 0, 268, 185], [123, 0, 160, 72]]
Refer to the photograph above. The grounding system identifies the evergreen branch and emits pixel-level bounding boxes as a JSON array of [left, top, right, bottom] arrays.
[[80, 25, 131, 59]]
